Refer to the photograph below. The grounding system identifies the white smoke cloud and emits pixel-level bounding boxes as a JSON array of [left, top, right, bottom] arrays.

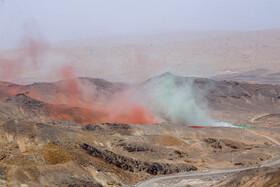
[[138, 73, 215, 126]]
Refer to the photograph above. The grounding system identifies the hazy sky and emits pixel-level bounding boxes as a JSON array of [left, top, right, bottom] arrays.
[[0, 0, 280, 49]]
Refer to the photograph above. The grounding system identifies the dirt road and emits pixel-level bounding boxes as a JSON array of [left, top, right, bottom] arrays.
[[136, 128, 280, 187]]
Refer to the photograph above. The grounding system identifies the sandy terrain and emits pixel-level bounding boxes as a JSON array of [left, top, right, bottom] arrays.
[[0, 29, 280, 84], [0, 29, 279, 186]]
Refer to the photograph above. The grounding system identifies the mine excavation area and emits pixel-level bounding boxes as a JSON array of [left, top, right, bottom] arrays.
[[0, 73, 279, 186]]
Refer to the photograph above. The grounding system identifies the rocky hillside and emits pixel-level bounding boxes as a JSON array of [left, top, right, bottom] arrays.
[[1, 74, 280, 124], [217, 164, 280, 187], [0, 75, 279, 186]]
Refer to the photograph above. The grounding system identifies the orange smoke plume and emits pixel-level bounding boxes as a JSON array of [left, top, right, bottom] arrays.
[[0, 35, 159, 125]]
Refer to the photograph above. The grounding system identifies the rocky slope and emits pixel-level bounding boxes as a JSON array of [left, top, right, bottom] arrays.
[[0, 74, 279, 186], [217, 164, 280, 187]]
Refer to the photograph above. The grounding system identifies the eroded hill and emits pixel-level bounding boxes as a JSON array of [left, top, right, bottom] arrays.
[[0, 74, 279, 186]]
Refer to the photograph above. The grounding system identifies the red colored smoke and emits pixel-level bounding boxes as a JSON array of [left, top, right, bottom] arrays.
[[105, 95, 157, 124], [41, 80, 158, 124], [20, 36, 49, 65], [0, 34, 48, 82], [0, 58, 24, 81], [0, 35, 158, 125], [188, 126, 205, 129]]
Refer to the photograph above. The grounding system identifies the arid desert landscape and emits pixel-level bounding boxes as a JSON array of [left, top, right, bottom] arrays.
[[0, 29, 280, 186], [0, 72, 279, 186], [0, 1, 280, 186]]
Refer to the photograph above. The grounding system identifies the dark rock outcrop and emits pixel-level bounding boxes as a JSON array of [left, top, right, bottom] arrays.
[[83, 123, 133, 135], [80, 143, 197, 175], [203, 138, 250, 152], [6, 94, 46, 109], [118, 143, 154, 153]]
